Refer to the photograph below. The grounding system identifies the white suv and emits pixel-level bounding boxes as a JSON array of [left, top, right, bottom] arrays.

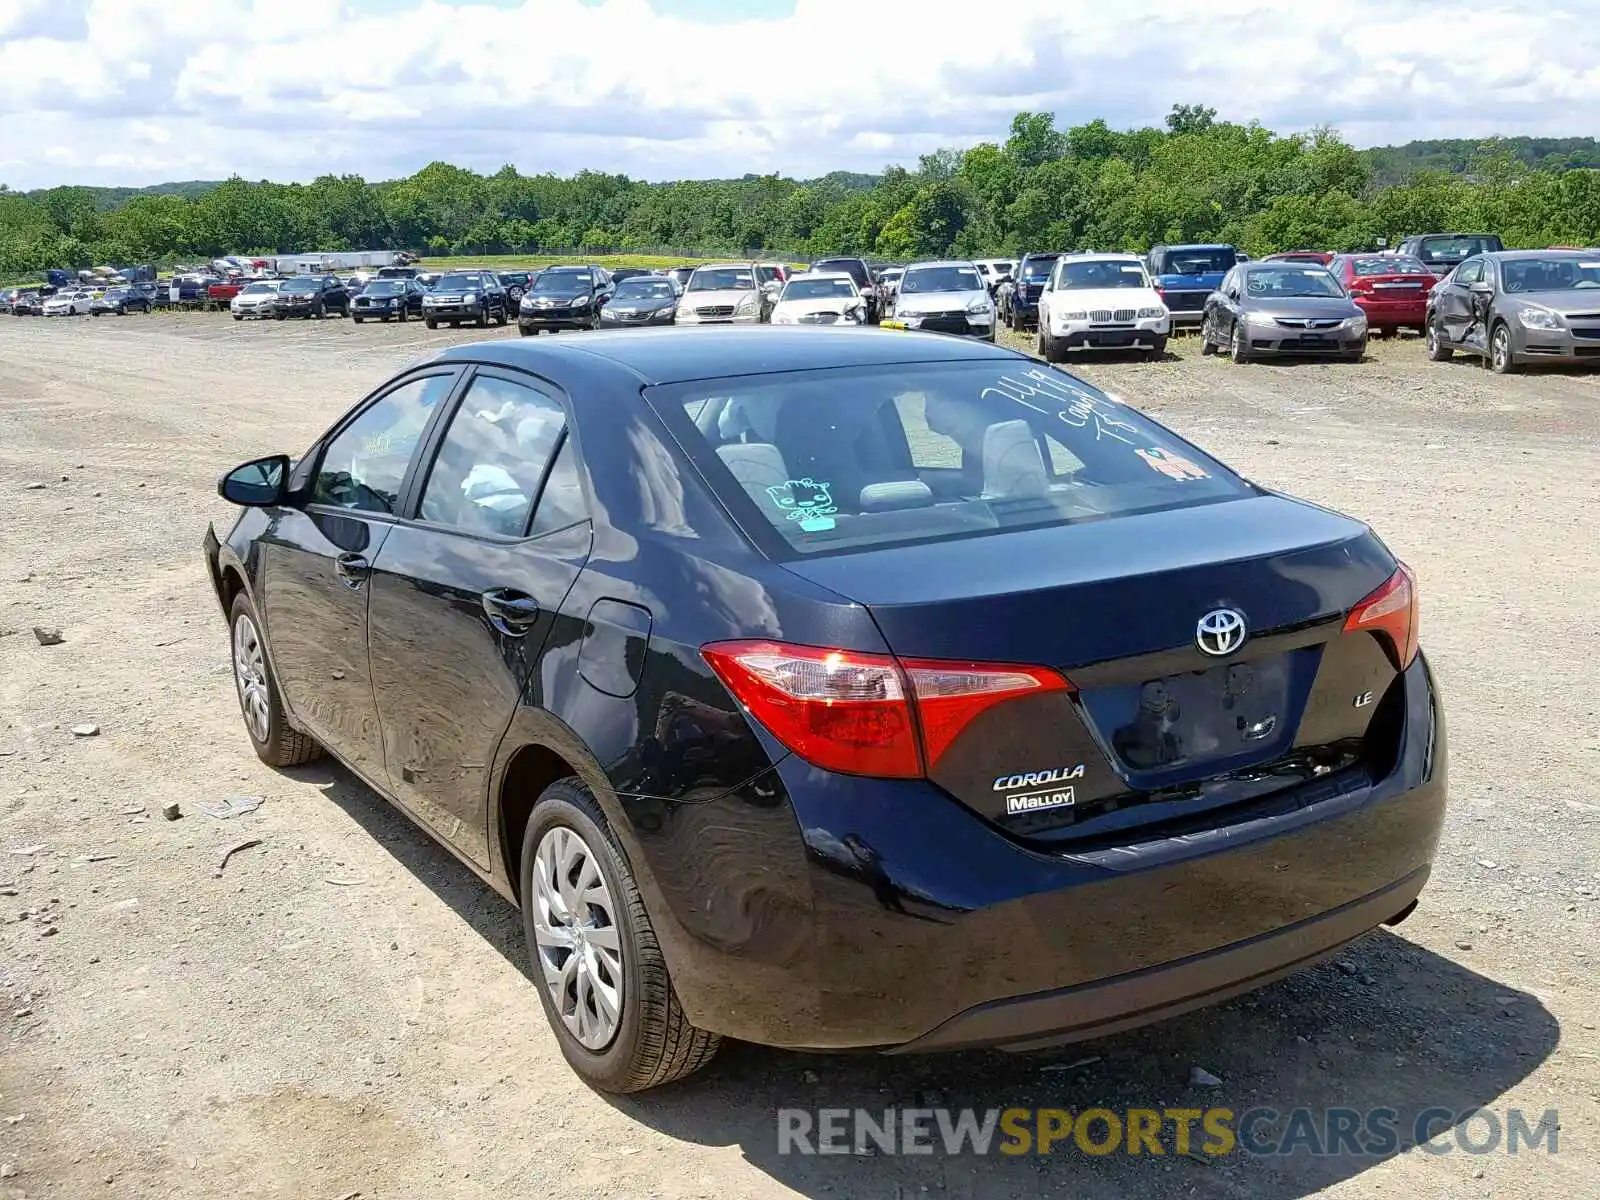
[[1037, 253, 1170, 361]]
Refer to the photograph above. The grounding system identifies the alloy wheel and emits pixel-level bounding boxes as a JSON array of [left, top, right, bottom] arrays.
[[232, 613, 271, 743], [531, 826, 625, 1050], [1492, 326, 1512, 372]]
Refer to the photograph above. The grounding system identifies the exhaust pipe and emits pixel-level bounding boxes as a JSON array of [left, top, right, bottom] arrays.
[[1382, 899, 1418, 927]]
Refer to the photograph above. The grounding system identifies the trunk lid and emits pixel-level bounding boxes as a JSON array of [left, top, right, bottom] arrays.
[[784, 494, 1405, 843]]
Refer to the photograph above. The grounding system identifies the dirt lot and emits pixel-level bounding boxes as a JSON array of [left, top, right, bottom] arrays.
[[2, 312, 1598, 1200]]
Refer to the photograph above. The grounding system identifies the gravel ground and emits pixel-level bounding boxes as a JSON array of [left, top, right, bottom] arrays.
[[1, 313, 1597, 1200]]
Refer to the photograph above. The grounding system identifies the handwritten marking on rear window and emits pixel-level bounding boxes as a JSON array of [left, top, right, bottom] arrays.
[[1136, 447, 1209, 480], [981, 369, 1141, 445]]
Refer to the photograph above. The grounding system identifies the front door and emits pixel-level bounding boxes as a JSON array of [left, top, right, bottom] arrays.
[[260, 369, 459, 779], [366, 369, 593, 865], [1441, 257, 1483, 346]]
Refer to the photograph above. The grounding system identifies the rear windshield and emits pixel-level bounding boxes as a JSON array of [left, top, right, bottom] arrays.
[[1155, 248, 1236, 275], [1416, 236, 1501, 264], [1351, 256, 1432, 276], [654, 363, 1249, 558], [1020, 255, 1059, 280], [814, 260, 869, 285]]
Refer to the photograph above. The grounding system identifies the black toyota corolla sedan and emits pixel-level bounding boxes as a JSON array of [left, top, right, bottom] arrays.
[[204, 329, 1446, 1093]]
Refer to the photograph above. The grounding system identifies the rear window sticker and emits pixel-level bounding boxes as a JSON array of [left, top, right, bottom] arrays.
[[982, 370, 1141, 445], [1136, 447, 1210, 480], [766, 478, 838, 531]]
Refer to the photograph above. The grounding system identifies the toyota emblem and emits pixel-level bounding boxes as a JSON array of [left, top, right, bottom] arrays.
[[1196, 608, 1248, 657]]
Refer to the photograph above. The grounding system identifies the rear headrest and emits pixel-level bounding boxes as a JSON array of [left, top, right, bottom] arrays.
[[715, 442, 790, 510], [716, 395, 783, 444], [859, 480, 933, 512]]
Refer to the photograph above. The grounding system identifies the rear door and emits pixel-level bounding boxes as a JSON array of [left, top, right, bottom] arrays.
[[365, 367, 592, 866]]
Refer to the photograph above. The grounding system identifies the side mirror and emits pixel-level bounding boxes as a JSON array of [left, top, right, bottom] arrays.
[[218, 454, 290, 507]]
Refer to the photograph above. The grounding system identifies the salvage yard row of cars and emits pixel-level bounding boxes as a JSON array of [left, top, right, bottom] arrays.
[[9, 232, 1600, 373]]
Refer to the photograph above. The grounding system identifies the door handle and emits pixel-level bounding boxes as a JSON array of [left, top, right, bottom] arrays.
[[481, 588, 541, 637], [335, 553, 370, 589]]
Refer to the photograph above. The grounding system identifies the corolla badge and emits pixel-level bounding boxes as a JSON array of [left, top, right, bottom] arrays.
[[1196, 608, 1248, 657]]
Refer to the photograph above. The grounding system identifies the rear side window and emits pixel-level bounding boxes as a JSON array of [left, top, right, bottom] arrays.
[[418, 376, 566, 537], [1417, 236, 1500, 264], [1156, 248, 1236, 275], [654, 363, 1250, 558]]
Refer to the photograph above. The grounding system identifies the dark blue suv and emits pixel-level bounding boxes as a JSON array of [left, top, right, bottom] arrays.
[[1146, 244, 1241, 328], [1003, 251, 1063, 331]]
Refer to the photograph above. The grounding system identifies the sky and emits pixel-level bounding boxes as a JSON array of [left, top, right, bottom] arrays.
[[1, 0, 1597, 190]]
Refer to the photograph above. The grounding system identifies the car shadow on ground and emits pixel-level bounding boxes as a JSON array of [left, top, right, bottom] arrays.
[[302, 763, 1558, 1200]]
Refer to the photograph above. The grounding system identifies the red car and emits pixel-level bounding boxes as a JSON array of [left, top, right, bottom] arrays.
[[1264, 250, 1335, 265], [207, 277, 249, 308], [1327, 254, 1434, 336]]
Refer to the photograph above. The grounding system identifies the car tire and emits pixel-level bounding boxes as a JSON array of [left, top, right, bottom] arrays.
[[398, 309, 408, 323], [496, 306, 508, 327], [228, 591, 321, 769], [520, 778, 720, 1093], [1490, 322, 1518, 374], [1147, 335, 1168, 360], [425, 317, 437, 329], [233, 314, 243, 321], [519, 327, 535, 337], [315, 301, 326, 319], [1038, 328, 1064, 363], [1229, 324, 1251, 364], [353, 316, 364, 324], [1425, 317, 1454, 361]]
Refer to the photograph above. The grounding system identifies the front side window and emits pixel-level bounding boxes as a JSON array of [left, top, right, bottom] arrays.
[[312, 373, 456, 513], [655, 363, 1250, 557], [417, 376, 566, 537], [1453, 258, 1484, 286]]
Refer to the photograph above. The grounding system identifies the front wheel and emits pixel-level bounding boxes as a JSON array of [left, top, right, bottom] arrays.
[[353, 316, 364, 324], [1038, 328, 1064, 363], [521, 779, 720, 1093], [1230, 323, 1251, 364], [424, 316, 437, 329], [1425, 316, 1453, 361], [1490, 323, 1518, 374], [496, 306, 508, 327], [229, 592, 321, 768], [1147, 335, 1168, 360]]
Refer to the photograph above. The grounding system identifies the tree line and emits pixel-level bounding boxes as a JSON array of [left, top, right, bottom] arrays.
[[4, 106, 1600, 280]]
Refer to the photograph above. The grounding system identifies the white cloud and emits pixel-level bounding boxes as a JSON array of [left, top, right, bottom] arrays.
[[0, 0, 1597, 188]]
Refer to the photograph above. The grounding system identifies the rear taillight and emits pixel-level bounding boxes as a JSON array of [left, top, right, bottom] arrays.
[[701, 640, 1070, 779], [1344, 563, 1419, 671]]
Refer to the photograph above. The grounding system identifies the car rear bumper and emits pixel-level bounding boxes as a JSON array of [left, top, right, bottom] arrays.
[[1354, 297, 1428, 327], [632, 651, 1446, 1051]]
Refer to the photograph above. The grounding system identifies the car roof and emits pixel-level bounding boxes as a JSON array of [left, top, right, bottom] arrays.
[[1483, 248, 1594, 259], [786, 271, 852, 281], [434, 327, 1020, 386], [904, 260, 980, 271], [1058, 252, 1143, 263], [1159, 243, 1234, 251]]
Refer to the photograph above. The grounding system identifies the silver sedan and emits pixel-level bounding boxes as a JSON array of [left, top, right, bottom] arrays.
[[1200, 263, 1367, 362]]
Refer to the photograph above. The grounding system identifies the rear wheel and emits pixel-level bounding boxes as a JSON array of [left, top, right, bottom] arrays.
[[521, 779, 720, 1093], [1489, 322, 1518, 374], [1426, 317, 1453, 361], [229, 592, 321, 768]]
